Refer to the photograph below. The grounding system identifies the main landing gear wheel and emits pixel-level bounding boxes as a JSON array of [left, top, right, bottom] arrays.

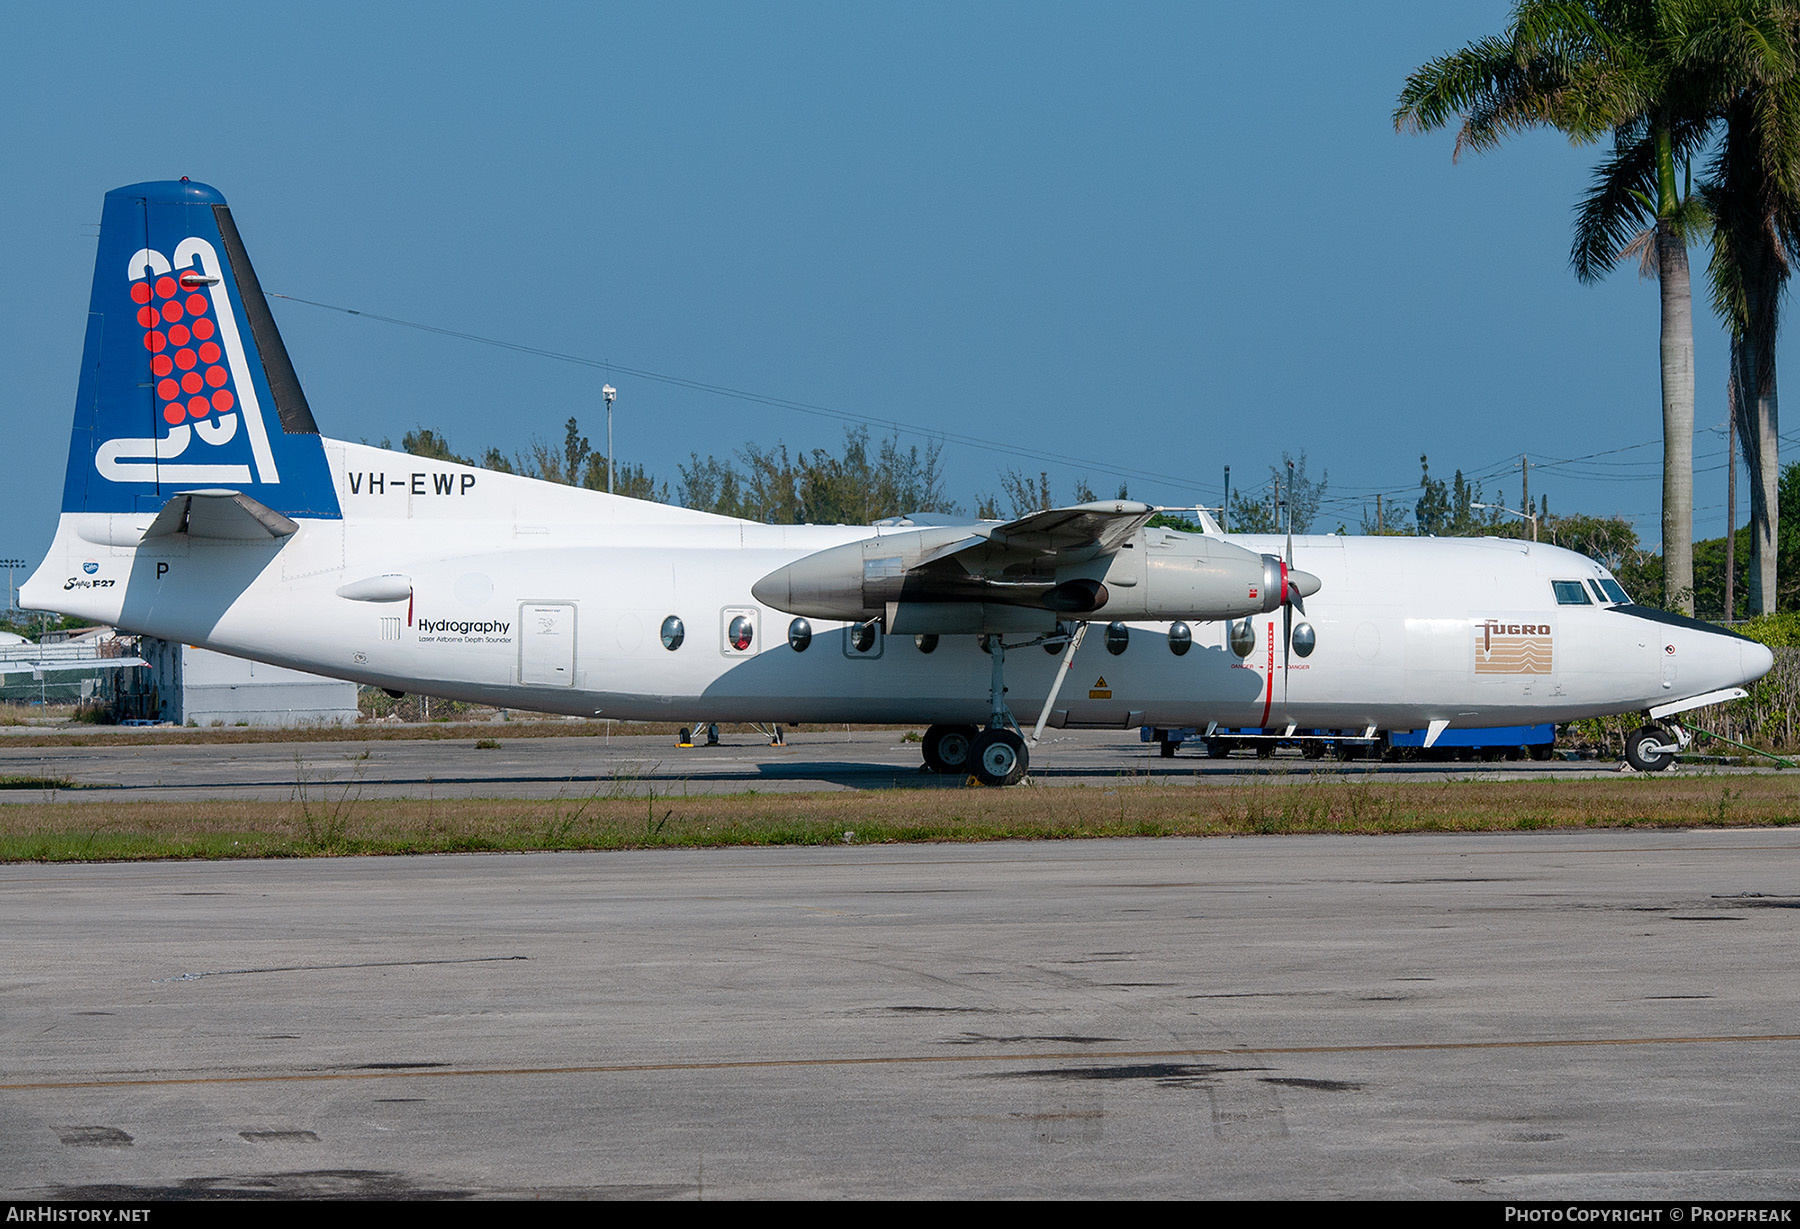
[[922, 723, 980, 774], [970, 728, 1028, 787], [1625, 724, 1676, 773]]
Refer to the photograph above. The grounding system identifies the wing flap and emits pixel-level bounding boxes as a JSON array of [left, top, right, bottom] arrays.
[[986, 501, 1155, 555], [924, 501, 1155, 576]]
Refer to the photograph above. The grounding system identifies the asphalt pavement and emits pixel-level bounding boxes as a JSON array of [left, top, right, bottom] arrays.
[[4, 830, 1798, 1199], [0, 727, 1766, 801]]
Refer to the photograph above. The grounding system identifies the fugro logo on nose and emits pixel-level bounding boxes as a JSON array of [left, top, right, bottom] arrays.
[[1475, 618, 1553, 675]]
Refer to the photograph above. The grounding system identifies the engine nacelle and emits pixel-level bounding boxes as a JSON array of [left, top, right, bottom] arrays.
[[752, 524, 1320, 631], [750, 526, 975, 621]]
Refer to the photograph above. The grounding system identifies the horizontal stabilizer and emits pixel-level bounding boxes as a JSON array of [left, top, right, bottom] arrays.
[[141, 489, 298, 541]]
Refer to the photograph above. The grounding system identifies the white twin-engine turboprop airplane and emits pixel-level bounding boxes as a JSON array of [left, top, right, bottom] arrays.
[[22, 181, 1775, 783]]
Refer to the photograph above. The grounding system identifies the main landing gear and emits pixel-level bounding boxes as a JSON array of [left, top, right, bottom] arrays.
[[922, 723, 1029, 786], [922, 724, 979, 775], [1624, 721, 1689, 773], [920, 625, 1089, 787]]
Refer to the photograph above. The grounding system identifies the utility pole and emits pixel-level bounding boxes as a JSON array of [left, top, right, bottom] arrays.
[[603, 384, 617, 494], [1726, 402, 1738, 621], [0, 559, 26, 613], [1521, 454, 1529, 523], [1221, 466, 1230, 533], [1286, 458, 1296, 536]]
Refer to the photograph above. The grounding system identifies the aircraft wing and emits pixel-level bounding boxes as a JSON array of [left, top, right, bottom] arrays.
[[916, 501, 1156, 573], [752, 501, 1167, 623]]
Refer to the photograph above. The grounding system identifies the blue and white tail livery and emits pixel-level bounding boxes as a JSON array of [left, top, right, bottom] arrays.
[[62, 179, 338, 519], [21, 181, 1773, 781]]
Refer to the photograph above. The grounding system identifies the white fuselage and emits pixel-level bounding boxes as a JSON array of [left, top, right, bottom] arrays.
[[23, 441, 1771, 733]]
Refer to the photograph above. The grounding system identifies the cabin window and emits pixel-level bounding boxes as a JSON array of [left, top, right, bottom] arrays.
[[846, 621, 882, 657], [1104, 622, 1130, 655], [914, 633, 938, 654], [660, 616, 685, 650], [1229, 619, 1256, 658], [1167, 622, 1192, 656], [1551, 580, 1591, 605], [788, 618, 812, 652], [728, 615, 755, 652], [1292, 622, 1316, 657]]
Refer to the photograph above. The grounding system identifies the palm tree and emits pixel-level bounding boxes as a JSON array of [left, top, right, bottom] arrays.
[[1685, 1, 1800, 616], [1397, 1, 1708, 613]]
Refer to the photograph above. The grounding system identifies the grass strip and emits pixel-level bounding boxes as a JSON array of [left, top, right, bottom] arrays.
[[0, 776, 77, 790], [0, 775, 1794, 862]]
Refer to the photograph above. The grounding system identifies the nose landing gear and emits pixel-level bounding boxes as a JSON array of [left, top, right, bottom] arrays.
[[1624, 721, 1689, 772]]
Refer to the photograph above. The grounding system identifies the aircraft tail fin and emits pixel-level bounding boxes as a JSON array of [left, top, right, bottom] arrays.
[[60, 180, 340, 520]]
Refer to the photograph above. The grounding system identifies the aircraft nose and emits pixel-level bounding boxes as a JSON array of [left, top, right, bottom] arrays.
[[1740, 638, 1775, 687], [1289, 568, 1322, 600]]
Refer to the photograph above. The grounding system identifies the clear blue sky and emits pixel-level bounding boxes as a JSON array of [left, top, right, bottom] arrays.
[[4, 1, 1786, 562]]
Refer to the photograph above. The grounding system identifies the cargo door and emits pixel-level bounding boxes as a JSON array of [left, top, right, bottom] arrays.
[[520, 602, 577, 686]]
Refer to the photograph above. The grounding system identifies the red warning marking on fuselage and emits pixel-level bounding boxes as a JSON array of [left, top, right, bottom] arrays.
[[1260, 621, 1275, 727]]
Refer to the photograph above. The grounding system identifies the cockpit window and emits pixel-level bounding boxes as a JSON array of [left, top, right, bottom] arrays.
[[1552, 580, 1592, 605], [1598, 578, 1630, 604], [1588, 579, 1609, 604]]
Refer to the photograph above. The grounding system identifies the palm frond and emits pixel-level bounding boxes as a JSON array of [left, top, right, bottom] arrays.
[[1572, 125, 1659, 281]]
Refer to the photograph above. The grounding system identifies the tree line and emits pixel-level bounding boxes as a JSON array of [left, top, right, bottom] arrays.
[[1398, 0, 1798, 619], [393, 420, 1797, 618]]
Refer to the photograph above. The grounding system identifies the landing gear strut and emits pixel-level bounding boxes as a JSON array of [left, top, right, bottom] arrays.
[[970, 635, 1029, 786], [1624, 721, 1688, 772], [917, 624, 1088, 786]]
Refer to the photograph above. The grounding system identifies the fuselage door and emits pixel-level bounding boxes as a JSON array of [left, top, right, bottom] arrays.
[[520, 602, 577, 686]]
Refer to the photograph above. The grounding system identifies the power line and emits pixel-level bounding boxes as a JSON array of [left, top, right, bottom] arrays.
[[271, 292, 1214, 499], [270, 292, 1792, 519]]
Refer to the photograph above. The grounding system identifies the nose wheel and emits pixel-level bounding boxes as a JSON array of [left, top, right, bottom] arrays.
[[1624, 722, 1687, 772]]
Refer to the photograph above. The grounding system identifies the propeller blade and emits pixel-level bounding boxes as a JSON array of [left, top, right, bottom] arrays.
[[1284, 458, 1295, 572], [1282, 585, 1292, 700]]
